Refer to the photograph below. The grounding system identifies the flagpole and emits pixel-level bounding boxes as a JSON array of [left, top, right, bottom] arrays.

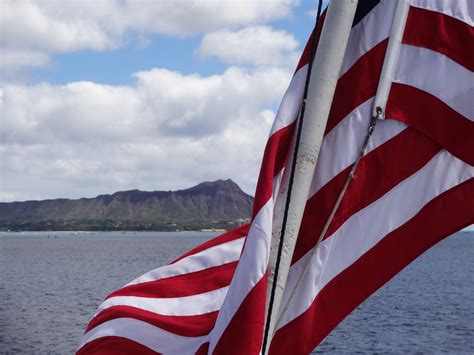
[[262, 1, 359, 353]]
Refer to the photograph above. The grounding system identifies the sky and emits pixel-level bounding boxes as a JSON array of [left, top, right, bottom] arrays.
[[0, 0, 333, 202]]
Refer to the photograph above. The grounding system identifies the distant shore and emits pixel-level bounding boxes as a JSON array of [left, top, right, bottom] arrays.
[[0, 228, 228, 233], [0, 218, 246, 233], [0, 225, 231, 233]]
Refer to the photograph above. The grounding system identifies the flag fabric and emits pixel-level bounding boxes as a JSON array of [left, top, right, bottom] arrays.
[[78, 0, 473, 354]]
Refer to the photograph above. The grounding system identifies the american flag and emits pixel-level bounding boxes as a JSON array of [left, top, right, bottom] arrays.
[[78, 0, 473, 353]]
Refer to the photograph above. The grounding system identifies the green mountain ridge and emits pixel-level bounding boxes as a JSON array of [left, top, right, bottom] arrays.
[[0, 179, 253, 231]]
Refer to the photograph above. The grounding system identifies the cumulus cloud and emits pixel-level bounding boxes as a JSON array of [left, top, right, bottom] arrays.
[[1, 0, 298, 75], [0, 66, 292, 201], [122, 0, 298, 36], [196, 26, 300, 68], [2, 66, 288, 143], [0, 0, 303, 201]]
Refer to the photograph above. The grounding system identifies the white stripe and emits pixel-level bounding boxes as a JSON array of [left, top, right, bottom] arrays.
[[96, 287, 228, 317], [272, 168, 285, 204], [410, 0, 474, 26], [269, 65, 307, 136], [267, 0, 398, 196], [79, 318, 206, 354], [278, 151, 474, 328], [394, 44, 474, 120], [269, 0, 397, 138], [309, 98, 407, 197], [125, 237, 244, 286], [208, 198, 274, 353], [340, 0, 396, 76]]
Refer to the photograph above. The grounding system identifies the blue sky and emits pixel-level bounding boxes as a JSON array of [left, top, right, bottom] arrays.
[[1, 0, 328, 202], [9, 1, 322, 86], [38, 11, 317, 87], [31, 33, 224, 85]]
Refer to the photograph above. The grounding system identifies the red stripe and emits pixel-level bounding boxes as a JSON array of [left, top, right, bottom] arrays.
[[294, 30, 314, 74], [270, 178, 474, 354], [77, 336, 159, 355], [107, 261, 237, 299], [213, 275, 266, 354], [294, 13, 325, 73], [252, 123, 295, 219], [172, 224, 248, 263], [403, 6, 474, 71], [196, 342, 210, 355], [292, 126, 440, 263], [386, 83, 474, 166], [86, 306, 218, 337], [325, 39, 388, 134]]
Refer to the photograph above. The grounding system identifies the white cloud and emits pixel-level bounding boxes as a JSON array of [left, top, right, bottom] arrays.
[[0, 0, 302, 201], [1, 0, 298, 75], [196, 26, 300, 68], [0, 49, 53, 82], [122, 0, 298, 36], [0, 65, 293, 201], [1, 49, 51, 69]]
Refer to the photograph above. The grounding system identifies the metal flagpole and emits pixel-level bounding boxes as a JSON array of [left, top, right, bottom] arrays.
[[262, 1, 359, 353]]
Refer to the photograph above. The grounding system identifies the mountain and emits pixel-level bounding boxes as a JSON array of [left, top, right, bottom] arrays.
[[0, 179, 253, 231]]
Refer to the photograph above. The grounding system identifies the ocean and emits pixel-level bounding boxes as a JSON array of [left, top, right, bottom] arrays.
[[1, 231, 472, 354]]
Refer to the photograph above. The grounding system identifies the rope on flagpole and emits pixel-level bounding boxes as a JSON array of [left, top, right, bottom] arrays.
[[261, 1, 324, 353], [276, 109, 381, 328]]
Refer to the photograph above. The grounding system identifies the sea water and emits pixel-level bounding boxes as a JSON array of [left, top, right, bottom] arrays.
[[0, 231, 472, 353]]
